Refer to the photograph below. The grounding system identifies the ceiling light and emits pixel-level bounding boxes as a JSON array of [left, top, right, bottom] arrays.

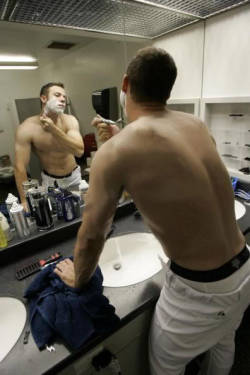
[[0, 57, 38, 70], [0, 55, 37, 62], [0, 65, 38, 70]]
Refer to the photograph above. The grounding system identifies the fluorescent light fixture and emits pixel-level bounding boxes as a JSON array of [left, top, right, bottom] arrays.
[[0, 55, 38, 69], [0, 65, 38, 70], [0, 55, 37, 63]]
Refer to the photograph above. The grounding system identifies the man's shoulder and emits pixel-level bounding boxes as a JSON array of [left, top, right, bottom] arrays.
[[16, 116, 39, 141], [107, 120, 145, 156], [62, 114, 79, 128], [170, 109, 202, 124], [62, 113, 77, 122], [20, 115, 39, 128]]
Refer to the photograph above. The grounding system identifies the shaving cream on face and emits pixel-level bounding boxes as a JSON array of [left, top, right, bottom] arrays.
[[119, 90, 127, 118], [44, 98, 65, 115]]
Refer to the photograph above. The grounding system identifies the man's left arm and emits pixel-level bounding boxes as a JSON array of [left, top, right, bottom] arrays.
[[40, 115, 84, 157], [54, 138, 123, 288]]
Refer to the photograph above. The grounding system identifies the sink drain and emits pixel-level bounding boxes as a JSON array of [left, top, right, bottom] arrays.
[[113, 263, 122, 271]]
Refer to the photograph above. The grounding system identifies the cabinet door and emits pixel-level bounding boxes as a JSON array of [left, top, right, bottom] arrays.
[[58, 307, 154, 375]]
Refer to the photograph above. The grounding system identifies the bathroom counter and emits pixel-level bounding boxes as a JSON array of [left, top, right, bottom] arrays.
[[0, 199, 250, 375], [0, 202, 165, 375]]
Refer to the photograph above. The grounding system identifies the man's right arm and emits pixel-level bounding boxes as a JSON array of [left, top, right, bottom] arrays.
[[91, 116, 120, 142], [14, 124, 32, 208]]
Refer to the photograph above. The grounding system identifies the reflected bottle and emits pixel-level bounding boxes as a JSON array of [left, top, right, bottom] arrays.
[[32, 192, 54, 231], [10, 202, 30, 239], [0, 219, 8, 249]]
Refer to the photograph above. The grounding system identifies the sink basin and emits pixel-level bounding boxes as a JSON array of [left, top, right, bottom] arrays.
[[0, 297, 26, 362], [99, 233, 168, 287], [235, 200, 246, 220]]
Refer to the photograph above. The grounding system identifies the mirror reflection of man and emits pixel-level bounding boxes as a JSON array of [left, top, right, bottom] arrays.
[[14, 82, 84, 210]]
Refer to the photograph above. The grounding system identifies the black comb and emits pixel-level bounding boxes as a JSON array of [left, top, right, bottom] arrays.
[[16, 252, 62, 280]]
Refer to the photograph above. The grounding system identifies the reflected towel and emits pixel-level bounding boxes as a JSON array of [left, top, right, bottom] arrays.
[[24, 259, 120, 350]]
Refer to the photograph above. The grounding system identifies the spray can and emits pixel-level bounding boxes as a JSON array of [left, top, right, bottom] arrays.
[[10, 202, 30, 239], [5, 193, 19, 224]]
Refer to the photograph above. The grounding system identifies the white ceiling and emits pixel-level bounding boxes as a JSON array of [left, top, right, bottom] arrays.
[[0, 21, 98, 65]]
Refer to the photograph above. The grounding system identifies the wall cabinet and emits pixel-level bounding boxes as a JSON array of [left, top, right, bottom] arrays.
[[58, 307, 154, 375], [201, 97, 250, 182]]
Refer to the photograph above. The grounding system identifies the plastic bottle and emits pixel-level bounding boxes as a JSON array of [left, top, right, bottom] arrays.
[[0, 212, 13, 241], [79, 180, 89, 204], [0, 219, 8, 249]]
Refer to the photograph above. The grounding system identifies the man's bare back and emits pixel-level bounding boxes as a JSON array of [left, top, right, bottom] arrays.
[[110, 110, 245, 271], [21, 114, 78, 175]]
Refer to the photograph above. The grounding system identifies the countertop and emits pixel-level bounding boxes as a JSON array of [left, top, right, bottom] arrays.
[[0, 202, 165, 375], [0, 199, 250, 375]]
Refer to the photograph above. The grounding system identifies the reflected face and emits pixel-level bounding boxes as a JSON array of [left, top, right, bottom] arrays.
[[42, 85, 67, 114]]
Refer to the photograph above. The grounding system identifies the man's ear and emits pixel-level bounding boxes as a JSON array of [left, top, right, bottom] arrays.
[[121, 74, 128, 93], [40, 95, 47, 105]]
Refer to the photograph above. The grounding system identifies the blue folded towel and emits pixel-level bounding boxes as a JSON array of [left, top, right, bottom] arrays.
[[24, 259, 120, 350]]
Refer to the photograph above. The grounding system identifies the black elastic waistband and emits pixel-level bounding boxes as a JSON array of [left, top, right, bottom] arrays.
[[42, 166, 78, 179], [170, 245, 249, 282]]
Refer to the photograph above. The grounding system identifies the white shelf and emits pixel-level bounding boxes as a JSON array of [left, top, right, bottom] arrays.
[[201, 97, 250, 175], [167, 98, 200, 117], [202, 96, 250, 104], [200, 96, 250, 121]]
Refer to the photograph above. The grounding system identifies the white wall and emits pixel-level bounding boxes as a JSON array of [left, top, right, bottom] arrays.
[[0, 70, 40, 163], [153, 3, 250, 101], [153, 22, 204, 100], [203, 4, 250, 97]]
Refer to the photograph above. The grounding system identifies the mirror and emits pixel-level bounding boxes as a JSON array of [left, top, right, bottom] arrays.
[[0, 12, 149, 236]]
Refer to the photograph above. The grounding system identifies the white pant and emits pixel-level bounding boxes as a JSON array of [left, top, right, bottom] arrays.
[[149, 251, 250, 375], [41, 166, 81, 191]]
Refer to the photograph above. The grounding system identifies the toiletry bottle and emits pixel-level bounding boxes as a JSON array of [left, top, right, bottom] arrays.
[[32, 191, 54, 231], [0, 219, 8, 248], [10, 202, 30, 239], [47, 187, 58, 214], [54, 189, 64, 219], [5, 193, 18, 225], [72, 194, 81, 218], [0, 212, 13, 241], [79, 180, 89, 204]]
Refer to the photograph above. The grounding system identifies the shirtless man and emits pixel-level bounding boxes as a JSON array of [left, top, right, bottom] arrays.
[[55, 48, 249, 375], [14, 82, 84, 209]]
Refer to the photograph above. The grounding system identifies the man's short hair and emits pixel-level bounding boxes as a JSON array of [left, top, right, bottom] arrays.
[[126, 47, 177, 104], [40, 82, 65, 97]]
